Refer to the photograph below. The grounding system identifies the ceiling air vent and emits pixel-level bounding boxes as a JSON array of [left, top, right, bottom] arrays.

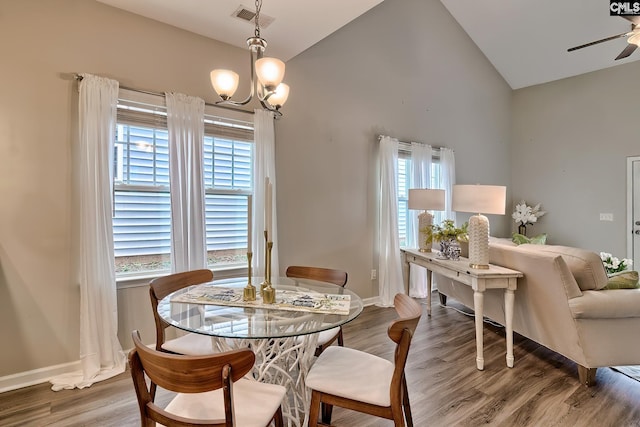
[[232, 5, 274, 29]]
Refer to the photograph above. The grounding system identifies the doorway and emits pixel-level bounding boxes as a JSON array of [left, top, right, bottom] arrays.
[[626, 156, 640, 269]]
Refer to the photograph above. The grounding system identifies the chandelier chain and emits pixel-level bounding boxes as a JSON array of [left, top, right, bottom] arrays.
[[254, 0, 261, 38]]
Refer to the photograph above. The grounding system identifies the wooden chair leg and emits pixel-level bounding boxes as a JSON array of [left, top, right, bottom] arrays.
[[273, 406, 284, 427], [308, 390, 321, 427], [402, 376, 413, 427], [321, 402, 334, 425]]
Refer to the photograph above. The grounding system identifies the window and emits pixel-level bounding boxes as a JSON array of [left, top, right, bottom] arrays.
[[396, 151, 442, 247], [113, 92, 253, 277]]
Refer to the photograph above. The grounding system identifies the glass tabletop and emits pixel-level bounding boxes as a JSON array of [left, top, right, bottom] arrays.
[[158, 276, 364, 339]]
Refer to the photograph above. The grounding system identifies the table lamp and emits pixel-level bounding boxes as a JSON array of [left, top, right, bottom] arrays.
[[452, 184, 506, 269], [408, 189, 446, 252]]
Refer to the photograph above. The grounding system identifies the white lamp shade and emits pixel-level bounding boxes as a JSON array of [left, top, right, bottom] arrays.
[[210, 69, 239, 99], [408, 189, 445, 211], [267, 83, 289, 108], [255, 57, 285, 90], [452, 185, 506, 215]]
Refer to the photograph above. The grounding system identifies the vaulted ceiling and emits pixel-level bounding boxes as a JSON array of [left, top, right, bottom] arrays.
[[97, 0, 640, 90]]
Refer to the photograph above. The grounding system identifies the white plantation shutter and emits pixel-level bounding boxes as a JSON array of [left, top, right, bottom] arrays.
[[113, 90, 253, 275]]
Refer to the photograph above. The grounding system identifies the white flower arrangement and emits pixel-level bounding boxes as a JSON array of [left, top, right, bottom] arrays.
[[512, 200, 546, 227], [599, 252, 633, 275]]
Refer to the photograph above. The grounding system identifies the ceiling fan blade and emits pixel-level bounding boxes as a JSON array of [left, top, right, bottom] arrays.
[[567, 32, 628, 52], [615, 43, 639, 60]]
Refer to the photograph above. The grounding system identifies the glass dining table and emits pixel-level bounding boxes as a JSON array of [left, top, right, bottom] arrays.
[[157, 275, 364, 427]]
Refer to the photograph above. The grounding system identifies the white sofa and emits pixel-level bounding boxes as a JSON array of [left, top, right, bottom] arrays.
[[435, 238, 640, 386]]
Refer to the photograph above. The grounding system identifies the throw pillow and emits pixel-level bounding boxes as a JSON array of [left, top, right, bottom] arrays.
[[604, 270, 640, 289], [512, 233, 547, 245]]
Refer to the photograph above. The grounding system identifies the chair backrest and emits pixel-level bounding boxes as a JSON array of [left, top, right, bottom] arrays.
[[149, 269, 213, 350], [387, 293, 422, 406], [129, 330, 255, 426], [285, 265, 348, 287], [387, 293, 422, 345]]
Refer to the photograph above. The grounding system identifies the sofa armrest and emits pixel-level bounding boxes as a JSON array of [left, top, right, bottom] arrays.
[[569, 289, 640, 319]]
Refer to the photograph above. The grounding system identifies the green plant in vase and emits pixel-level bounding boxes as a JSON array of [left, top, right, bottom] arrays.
[[422, 219, 468, 259]]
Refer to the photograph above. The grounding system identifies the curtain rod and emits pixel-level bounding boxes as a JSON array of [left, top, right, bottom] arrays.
[[74, 74, 254, 115], [378, 134, 446, 151]]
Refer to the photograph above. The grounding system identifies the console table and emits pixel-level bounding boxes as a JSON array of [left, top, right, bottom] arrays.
[[401, 248, 523, 370]]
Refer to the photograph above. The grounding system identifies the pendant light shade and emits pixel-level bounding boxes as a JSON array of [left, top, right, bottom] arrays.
[[266, 83, 289, 108], [210, 70, 239, 100], [255, 57, 285, 90]]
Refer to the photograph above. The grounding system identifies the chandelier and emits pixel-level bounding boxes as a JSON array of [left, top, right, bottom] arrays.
[[210, 0, 289, 115]]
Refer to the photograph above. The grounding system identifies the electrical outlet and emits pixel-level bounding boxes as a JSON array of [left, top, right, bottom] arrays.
[[600, 213, 614, 221], [371, 269, 377, 280]]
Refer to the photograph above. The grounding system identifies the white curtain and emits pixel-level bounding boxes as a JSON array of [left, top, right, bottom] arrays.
[[378, 136, 405, 307], [166, 92, 207, 273], [253, 109, 279, 277], [408, 142, 433, 298], [440, 148, 456, 221], [406, 142, 433, 248], [50, 74, 125, 391]]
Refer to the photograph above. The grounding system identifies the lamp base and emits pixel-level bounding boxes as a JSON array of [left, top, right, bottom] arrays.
[[468, 213, 490, 268], [469, 263, 490, 269], [417, 211, 434, 252]]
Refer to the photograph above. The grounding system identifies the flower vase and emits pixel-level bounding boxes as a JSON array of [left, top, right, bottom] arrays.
[[439, 240, 451, 259], [447, 240, 462, 260], [518, 224, 527, 236]]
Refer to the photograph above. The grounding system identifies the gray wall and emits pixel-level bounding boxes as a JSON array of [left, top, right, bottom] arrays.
[[511, 61, 640, 255], [0, 0, 252, 377], [275, 0, 513, 299]]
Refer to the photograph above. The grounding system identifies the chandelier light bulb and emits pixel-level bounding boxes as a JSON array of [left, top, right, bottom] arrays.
[[267, 83, 289, 108], [210, 69, 240, 100], [255, 57, 285, 91]]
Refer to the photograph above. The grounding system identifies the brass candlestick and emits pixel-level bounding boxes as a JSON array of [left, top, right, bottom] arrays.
[[260, 230, 269, 293], [262, 241, 275, 304], [243, 252, 256, 301]]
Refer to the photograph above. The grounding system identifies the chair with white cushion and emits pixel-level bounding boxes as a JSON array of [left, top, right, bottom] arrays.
[[305, 293, 422, 427], [285, 265, 348, 356], [129, 330, 285, 427], [149, 269, 217, 356]]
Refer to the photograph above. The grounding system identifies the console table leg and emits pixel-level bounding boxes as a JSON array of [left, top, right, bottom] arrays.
[[474, 290, 484, 370], [426, 270, 432, 316], [505, 288, 515, 368]]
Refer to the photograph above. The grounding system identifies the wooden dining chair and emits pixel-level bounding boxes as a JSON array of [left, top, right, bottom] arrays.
[[285, 265, 348, 356], [129, 330, 286, 427], [305, 293, 423, 427], [149, 269, 217, 356]]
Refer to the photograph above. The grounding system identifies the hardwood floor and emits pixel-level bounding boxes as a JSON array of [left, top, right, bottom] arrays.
[[2, 297, 640, 427]]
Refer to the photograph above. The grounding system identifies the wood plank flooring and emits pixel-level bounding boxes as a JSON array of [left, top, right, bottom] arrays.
[[1, 297, 640, 426]]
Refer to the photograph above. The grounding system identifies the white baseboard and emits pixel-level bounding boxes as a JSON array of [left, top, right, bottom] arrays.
[[362, 296, 380, 306], [0, 360, 81, 393]]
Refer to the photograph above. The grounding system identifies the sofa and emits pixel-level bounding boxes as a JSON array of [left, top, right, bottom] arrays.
[[435, 238, 640, 386]]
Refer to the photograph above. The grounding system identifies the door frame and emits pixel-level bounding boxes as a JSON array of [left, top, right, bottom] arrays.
[[626, 156, 640, 261]]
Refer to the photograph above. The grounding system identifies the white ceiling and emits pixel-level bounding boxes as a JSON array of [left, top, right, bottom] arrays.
[[97, 0, 640, 90], [440, 0, 640, 89], [96, 0, 383, 62]]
